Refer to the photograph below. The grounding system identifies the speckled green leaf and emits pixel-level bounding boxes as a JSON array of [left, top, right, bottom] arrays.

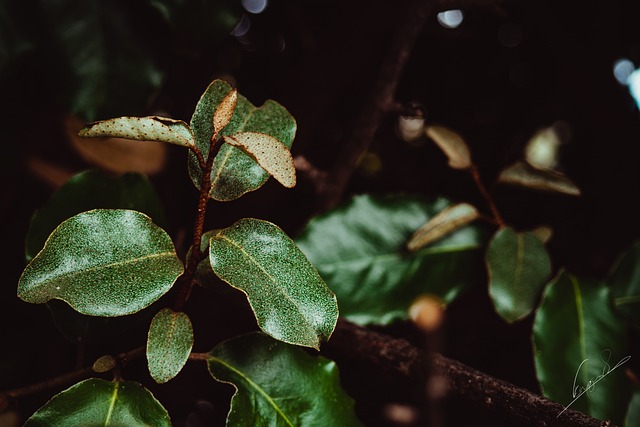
[[222, 132, 296, 188], [26, 170, 167, 262], [607, 240, 640, 327], [79, 116, 195, 148], [208, 332, 362, 427], [147, 308, 194, 384], [208, 218, 337, 349], [18, 209, 183, 316], [625, 389, 640, 427], [24, 170, 167, 344], [23, 378, 171, 427], [189, 230, 228, 292], [295, 194, 485, 325], [188, 79, 296, 201], [486, 227, 551, 323], [533, 271, 631, 424]]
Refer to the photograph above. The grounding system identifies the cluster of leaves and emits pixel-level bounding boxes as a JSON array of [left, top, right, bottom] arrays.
[[14, 80, 358, 426], [405, 124, 638, 425], [9, 78, 640, 426]]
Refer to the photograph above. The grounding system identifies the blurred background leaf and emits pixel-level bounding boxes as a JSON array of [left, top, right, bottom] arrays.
[[296, 194, 486, 325]]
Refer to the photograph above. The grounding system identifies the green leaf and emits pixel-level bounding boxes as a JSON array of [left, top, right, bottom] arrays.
[[79, 116, 195, 148], [223, 132, 296, 188], [18, 209, 183, 316], [625, 389, 640, 427], [607, 240, 640, 327], [26, 170, 167, 262], [39, 1, 162, 121], [208, 332, 362, 427], [208, 218, 337, 349], [532, 271, 631, 424], [295, 194, 485, 325], [188, 80, 297, 201], [497, 160, 581, 196], [24, 170, 167, 343], [486, 227, 552, 323], [147, 308, 194, 384], [23, 378, 171, 427]]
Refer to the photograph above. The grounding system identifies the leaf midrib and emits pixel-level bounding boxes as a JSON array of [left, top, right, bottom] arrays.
[[104, 382, 119, 426], [514, 234, 524, 289], [213, 235, 311, 329], [28, 251, 178, 289], [570, 275, 590, 413], [210, 356, 295, 427]]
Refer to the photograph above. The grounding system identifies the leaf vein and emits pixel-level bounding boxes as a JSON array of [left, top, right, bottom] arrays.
[[37, 251, 178, 287], [214, 235, 307, 321], [210, 357, 295, 427], [104, 382, 119, 426]]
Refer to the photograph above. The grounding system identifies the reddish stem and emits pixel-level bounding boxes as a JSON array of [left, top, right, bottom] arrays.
[[174, 132, 223, 311], [469, 165, 505, 227]]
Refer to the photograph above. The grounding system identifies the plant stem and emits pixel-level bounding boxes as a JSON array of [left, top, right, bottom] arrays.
[[324, 319, 612, 427], [1, 322, 609, 427], [469, 165, 505, 227], [190, 146, 207, 171], [188, 352, 210, 361], [174, 132, 224, 311], [0, 347, 144, 406], [315, 0, 436, 212]]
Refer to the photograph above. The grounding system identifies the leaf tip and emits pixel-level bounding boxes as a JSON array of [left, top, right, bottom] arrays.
[[213, 89, 238, 133], [425, 125, 473, 170]]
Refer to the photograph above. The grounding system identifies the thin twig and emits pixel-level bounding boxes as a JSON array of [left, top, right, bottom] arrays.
[[293, 155, 329, 193], [316, 0, 437, 211], [188, 352, 210, 361], [313, 0, 504, 212], [0, 346, 145, 406], [324, 319, 613, 427], [469, 165, 505, 226], [190, 146, 207, 171], [1, 367, 94, 402]]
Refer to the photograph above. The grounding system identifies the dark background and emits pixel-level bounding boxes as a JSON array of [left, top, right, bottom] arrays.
[[2, 0, 640, 425]]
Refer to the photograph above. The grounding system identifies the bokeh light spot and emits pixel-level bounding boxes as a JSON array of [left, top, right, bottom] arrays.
[[437, 10, 464, 29], [242, 0, 268, 14], [613, 58, 635, 85]]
